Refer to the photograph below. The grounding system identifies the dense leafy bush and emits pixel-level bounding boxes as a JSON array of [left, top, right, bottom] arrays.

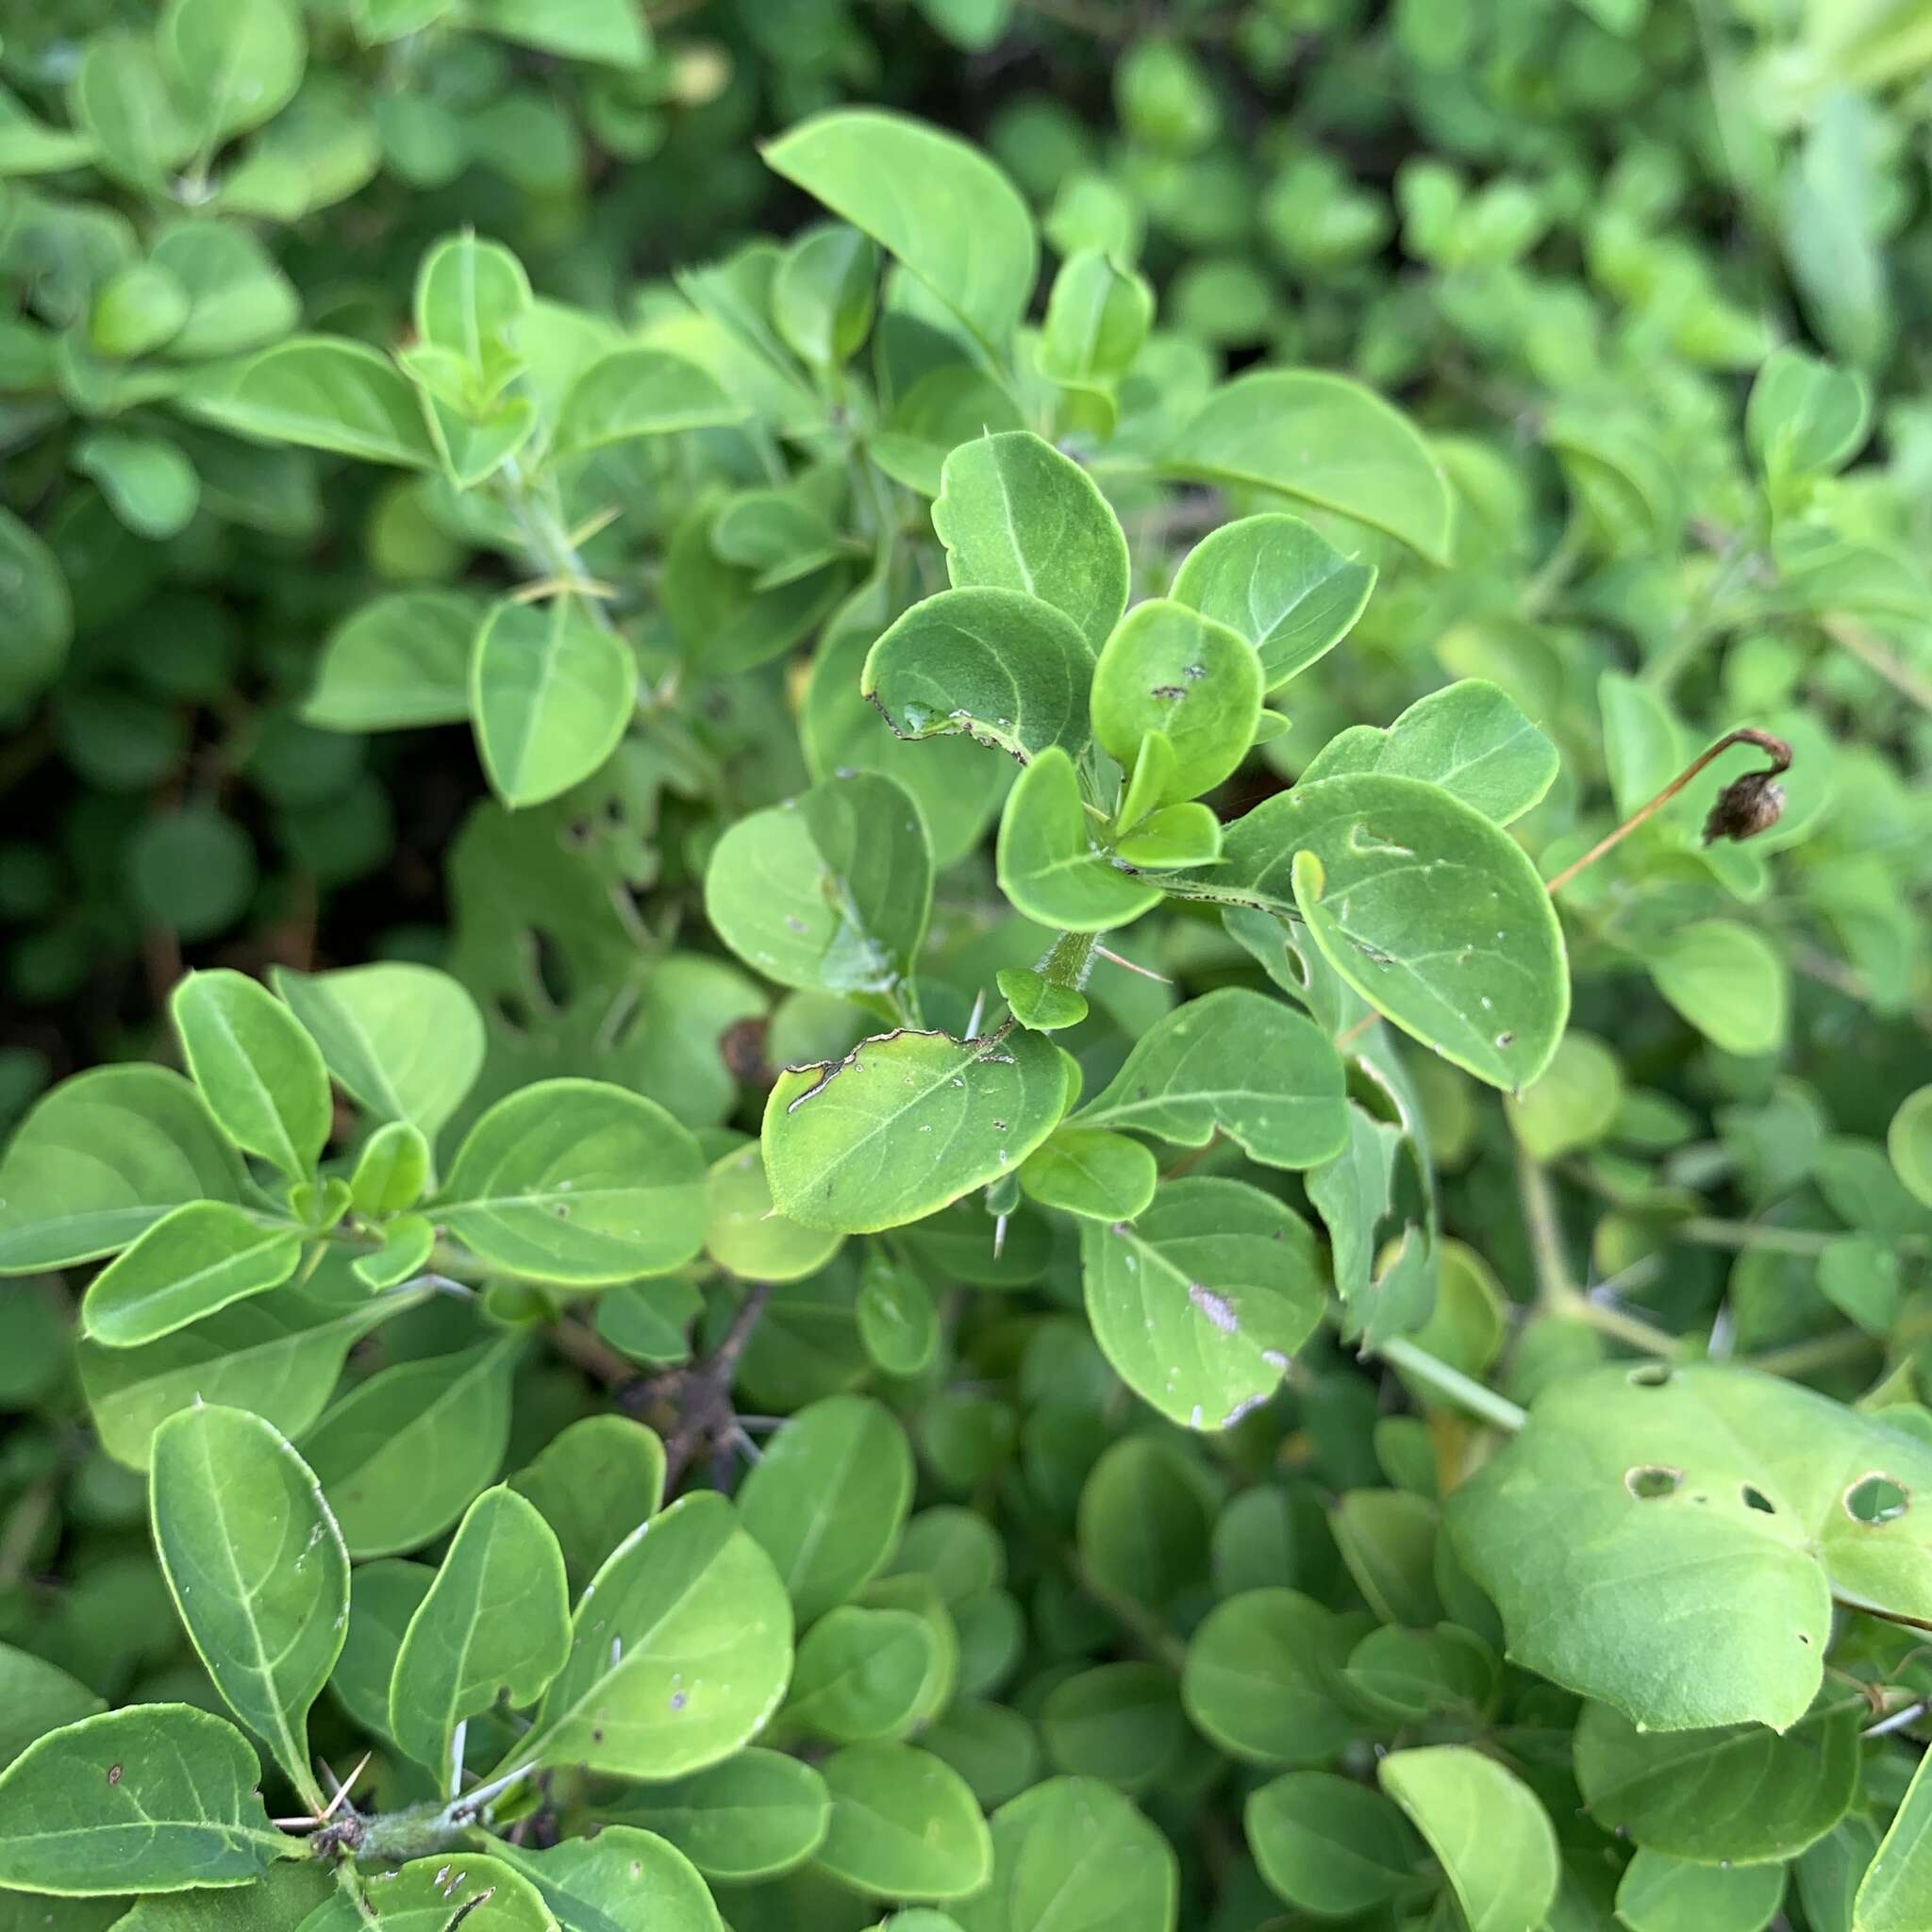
[[3, 2, 1932, 1930]]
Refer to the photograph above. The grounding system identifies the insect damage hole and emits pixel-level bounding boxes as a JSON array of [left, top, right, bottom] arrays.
[[1845, 1474, 1910, 1524], [1625, 1465, 1682, 1500], [1741, 1486, 1776, 1514]]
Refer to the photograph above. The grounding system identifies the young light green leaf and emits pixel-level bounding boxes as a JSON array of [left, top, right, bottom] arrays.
[[1170, 511, 1375, 691], [1378, 1746, 1558, 1932], [0, 1706, 291, 1895], [493, 1827, 721, 1932], [1039, 248, 1153, 388], [413, 231, 530, 371], [150, 1406, 347, 1807], [510, 1414, 664, 1596], [762, 1024, 1071, 1233], [0, 1066, 243, 1274], [1090, 600, 1262, 806], [996, 748, 1163, 932], [1890, 1085, 1932, 1211], [707, 1141, 845, 1282], [774, 223, 879, 368], [763, 109, 1037, 347], [441, 1078, 708, 1284], [389, 1485, 571, 1781], [596, 1749, 829, 1883], [302, 590, 478, 731], [931, 432, 1130, 653], [951, 1775, 1177, 1932], [1299, 680, 1558, 825], [705, 771, 932, 1011], [171, 968, 333, 1180], [349, 1124, 430, 1219], [1166, 371, 1453, 566], [1245, 1771, 1425, 1920], [514, 1491, 792, 1780], [862, 587, 1096, 764], [1082, 1177, 1324, 1431], [1019, 1125, 1158, 1221], [738, 1395, 914, 1623], [302, 1339, 517, 1557], [272, 963, 484, 1148], [186, 338, 438, 468], [1450, 1362, 1932, 1731], [814, 1743, 992, 1902], [471, 597, 633, 810], [552, 347, 742, 458], [1207, 773, 1569, 1091], [1076, 988, 1348, 1168], [994, 967, 1088, 1032], [82, 1202, 302, 1349]]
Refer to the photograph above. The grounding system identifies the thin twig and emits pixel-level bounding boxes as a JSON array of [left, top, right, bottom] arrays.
[[662, 1284, 774, 1488]]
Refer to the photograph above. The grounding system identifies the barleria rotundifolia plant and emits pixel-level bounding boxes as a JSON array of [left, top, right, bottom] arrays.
[[4, 70, 1932, 1932]]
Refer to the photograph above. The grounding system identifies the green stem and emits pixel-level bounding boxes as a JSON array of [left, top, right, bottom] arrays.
[[1515, 1142, 1573, 1309], [1041, 929, 1097, 990], [1374, 1337, 1527, 1433]]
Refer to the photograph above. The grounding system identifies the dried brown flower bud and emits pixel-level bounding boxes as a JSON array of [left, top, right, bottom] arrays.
[[1703, 770, 1787, 844]]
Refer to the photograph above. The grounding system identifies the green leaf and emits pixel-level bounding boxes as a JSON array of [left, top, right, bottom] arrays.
[[1208, 773, 1569, 1091], [160, 0, 306, 146], [0, 506, 73, 709], [0, 1648, 104, 1772], [1302, 680, 1558, 825], [813, 1743, 992, 1902], [1170, 512, 1374, 691], [707, 1141, 845, 1283], [1333, 1489, 1441, 1625], [1245, 1771, 1425, 1920], [1377, 1745, 1558, 1932], [1890, 1086, 1932, 1211], [763, 1024, 1071, 1233], [0, 1066, 243, 1274], [151, 219, 301, 361], [1574, 1688, 1861, 1864], [1451, 1362, 1932, 1731], [774, 223, 878, 369], [172, 969, 333, 1180], [0, 1707, 291, 1895], [303, 591, 478, 732], [80, 1295, 405, 1471], [1083, 1177, 1324, 1431], [1507, 1029, 1624, 1160], [350, 1125, 431, 1220], [73, 433, 201, 541], [1039, 248, 1152, 388], [1091, 600, 1261, 807], [509, 1414, 664, 1597], [514, 1491, 792, 1780], [329, 1558, 432, 1741], [149, 1406, 346, 1805], [862, 588, 1097, 764], [950, 1775, 1176, 1932], [81, 1201, 302, 1348], [1078, 1436, 1214, 1613], [471, 598, 634, 810], [441, 1078, 708, 1284], [856, 1254, 940, 1375], [598, 1749, 829, 1883], [1639, 920, 1789, 1057], [1181, 1589, 1361, 1767], [1747, 345, 1870, 488], [1019, 1125, 1157, 1221], [1166, 371, 1453, 566], [996, 749, 1163, 932], [271, 963, 484, 1149], [70, 32, 194, 186], [553, 348, 742, 458], [739, 1395, 914, 1623], [494, 1828, 721, 1932], [1855, 1740, 1932, 1932], [1617, 1851, 1786, 1932], [389, 1485, 570, 1781], [763, 110, 1037, 347], [1040, 1663, 1183, 1792], [464, 0, 650, 65], [786, 1605, 936, 1742], [705, 772, 932, 1010], [930, 433, 1129, 654], [413, 231, 529, 372], [187, 338, 438, 469], [108, 1861, 336, 1931], [302, 1339, 517, 1557], [357, 1853, 558, 1929], [1076, 988, 1348, 1167]]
